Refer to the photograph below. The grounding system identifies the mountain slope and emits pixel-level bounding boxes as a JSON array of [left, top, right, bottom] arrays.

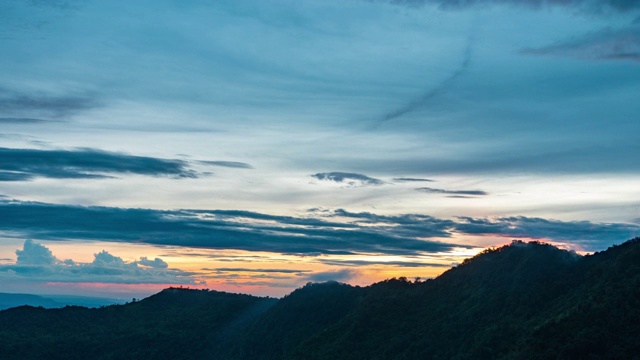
[[294, 239, 640, 360], [0, 288, 276, 360]]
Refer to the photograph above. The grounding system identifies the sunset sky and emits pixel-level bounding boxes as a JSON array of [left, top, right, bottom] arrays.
[[1, 0, 639, 299]]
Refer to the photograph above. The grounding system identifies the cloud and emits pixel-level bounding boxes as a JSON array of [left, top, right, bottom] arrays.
[[305, 269, 358, 283], [206, 268, 311, 274], [0, 199, 463, 256], [376, 37, 473, 124], [384, 0, 640, 13], [416, 187, 488, 196], [454, 216, 640, 249], [0, 88, 100, 119], [0, 199, 636, 256], [136, 257, 169, 269], [318, 259, 452, 268], [311, 172, 385, 187], [16, 239, 56, 265], [393, 177, 435, 182], [199, 161, 254, 169], [523, 27, 640, 63], [0, 171, 34, 181], [0, 240, 195, 284], [0, 147, 198, 181], [0, 117, 55, 124]]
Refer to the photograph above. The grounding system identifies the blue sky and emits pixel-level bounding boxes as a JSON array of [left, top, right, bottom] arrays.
[[1, 0, 639, 297]]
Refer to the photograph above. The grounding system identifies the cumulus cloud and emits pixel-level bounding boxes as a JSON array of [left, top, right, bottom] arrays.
[[523, 27, 640, 63], [0, 147, 198, 181], [0, 240, 195, 284], [311, 172, 385, 187], [415, 187, 488, 196], [16, 239, 56, 265]]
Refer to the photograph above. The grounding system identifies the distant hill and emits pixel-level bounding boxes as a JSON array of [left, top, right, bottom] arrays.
[[0, 293, 61, 310], [1, 238, 638, 360], [0, 293, 123, 310]]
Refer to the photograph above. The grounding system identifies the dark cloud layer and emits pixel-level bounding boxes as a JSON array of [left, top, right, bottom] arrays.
[[0, 200, 462, 256], [312, 172, 385, 186], [0, 147, 197, 181], [416, 187, 488, 196], [456, 216, 640, 248], [0, 200, 636, 255]]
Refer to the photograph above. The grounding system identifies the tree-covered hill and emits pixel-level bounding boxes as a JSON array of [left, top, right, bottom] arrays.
[[1, 238, 638, 360]]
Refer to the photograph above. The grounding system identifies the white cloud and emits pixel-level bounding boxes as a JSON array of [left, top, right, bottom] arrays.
[[0, 240, 196, 285]]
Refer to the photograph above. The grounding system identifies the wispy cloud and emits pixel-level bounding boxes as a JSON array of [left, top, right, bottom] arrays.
[[0, 147, 198, 181], [318, 259, 451, 268], [0, 117, 57, 124], [206, 268, 311, 274], [0, 88, 100, 119], [376, 37, 473, 124], [393, 177, 435, 182], [199, 161, 254, 169], [311, 172, 385, 187], [416, 187, 488, 196], [522, 27, 640, 63], [385, 0, 640, 13], [0, 240, 196, 284]]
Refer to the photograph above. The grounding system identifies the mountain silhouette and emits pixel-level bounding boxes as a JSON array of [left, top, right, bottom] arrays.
[[0, 238, 638, 359]]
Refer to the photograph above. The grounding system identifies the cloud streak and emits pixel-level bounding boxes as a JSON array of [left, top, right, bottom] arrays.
[[416, 187, 488, 196], [199, 161, 254, 169], [386, 0, 640, 13], [376, 37, 473, 124], [0, 147, 198, 181], [523, 27, 640, 63], [0, 88, 100, 119]]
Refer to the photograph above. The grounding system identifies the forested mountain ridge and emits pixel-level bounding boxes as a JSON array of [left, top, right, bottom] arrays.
[[1, 238, 638, 360]]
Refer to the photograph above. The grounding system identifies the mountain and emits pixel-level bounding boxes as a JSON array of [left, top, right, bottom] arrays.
[[0, 238, 638, 360], [0, 293, 61, 310], [0, 293, 123, 310]]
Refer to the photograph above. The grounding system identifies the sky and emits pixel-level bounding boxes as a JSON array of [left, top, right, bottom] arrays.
[[1, 0, 639, 299]]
